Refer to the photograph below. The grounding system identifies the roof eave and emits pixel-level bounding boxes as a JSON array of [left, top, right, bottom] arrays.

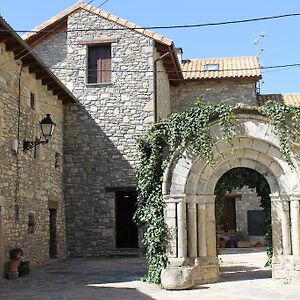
[[0, 17, 76, 104]]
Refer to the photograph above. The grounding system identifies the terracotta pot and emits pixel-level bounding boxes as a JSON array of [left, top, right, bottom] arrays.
[[219, 239, 226, 249], [8, 259, 19, 273]]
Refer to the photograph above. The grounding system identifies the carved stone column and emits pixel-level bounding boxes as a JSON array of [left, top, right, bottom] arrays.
[[164, 197, 178, 258], [270, 194, 282, 256], [290, 195, 300, 256], [177, 199, 187, 258], [187, 202, 197, 257], [205, 195, 217, 259], [197, 203, 207, 257], [280, 194, 292, 255]]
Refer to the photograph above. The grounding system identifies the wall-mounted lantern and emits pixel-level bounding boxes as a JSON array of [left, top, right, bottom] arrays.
[[23, 114, 56, 151]]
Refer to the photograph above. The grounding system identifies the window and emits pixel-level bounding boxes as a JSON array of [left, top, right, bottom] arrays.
[[55, 152, 62, 170], [87, 45, 111, 84], [247, 210, 265, 236], [30, 93, 35, 109], [203, 63, 219, 71], [28, 213, 35, 234]]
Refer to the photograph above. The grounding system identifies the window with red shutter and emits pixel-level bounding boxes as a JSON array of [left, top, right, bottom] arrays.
[[87, 45, 111, 84]]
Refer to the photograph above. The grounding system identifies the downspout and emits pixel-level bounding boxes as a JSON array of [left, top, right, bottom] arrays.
[[153, 51, 171, 123]]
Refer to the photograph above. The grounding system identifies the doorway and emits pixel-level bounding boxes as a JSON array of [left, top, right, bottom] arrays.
[[115, 191, 138, 248], [221, 196, 237, 233], [49, 209, 57, 259]]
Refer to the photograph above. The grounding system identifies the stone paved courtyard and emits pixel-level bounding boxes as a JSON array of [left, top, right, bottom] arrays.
[[0, 249, 300, 300]]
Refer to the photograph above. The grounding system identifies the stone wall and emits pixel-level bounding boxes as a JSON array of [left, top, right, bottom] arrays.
[[34, 9, 171, 256], [0, 43, 66, 274], [170, 79, 257, 112], [154, 49, 171, 120], [232, 187, 265, 245]]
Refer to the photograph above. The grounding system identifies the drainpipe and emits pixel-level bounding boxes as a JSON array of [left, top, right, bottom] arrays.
[[153, 51, 171, 123]]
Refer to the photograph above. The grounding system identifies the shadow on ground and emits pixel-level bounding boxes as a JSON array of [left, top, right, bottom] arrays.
[[220, 264, 272, 282]]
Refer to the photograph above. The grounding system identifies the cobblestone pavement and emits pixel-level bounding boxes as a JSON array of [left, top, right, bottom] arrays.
[[1, 249, 300, 300]]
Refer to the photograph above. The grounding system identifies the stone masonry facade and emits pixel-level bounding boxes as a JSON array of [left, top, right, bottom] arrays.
[[170, 79, 257, 112], [0, 42, 66, 272], [32, 7, 264, 257], [2, 2, 300, 286], [231, 187, 265, 246], [34, 9, 172, 256]]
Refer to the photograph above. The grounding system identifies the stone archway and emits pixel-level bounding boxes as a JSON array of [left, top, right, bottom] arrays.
[[162, 113, 300, 286]]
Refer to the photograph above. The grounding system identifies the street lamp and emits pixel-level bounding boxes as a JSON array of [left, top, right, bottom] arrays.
[[23, 114, 56, 151]]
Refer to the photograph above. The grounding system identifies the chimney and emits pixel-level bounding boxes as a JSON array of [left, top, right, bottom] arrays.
[[175, 47, 183, 65]]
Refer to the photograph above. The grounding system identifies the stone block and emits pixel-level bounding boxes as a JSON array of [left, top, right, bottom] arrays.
[[161, 266, 196, 290]]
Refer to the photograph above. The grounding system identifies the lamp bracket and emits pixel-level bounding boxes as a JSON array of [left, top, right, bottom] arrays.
[[23, 139, 48, 151]]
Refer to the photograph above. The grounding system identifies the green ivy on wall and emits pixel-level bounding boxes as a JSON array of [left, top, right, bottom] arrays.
[[135, 98, 300, 284]]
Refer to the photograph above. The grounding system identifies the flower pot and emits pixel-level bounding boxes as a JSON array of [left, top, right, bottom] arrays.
[[6, 260, 20, 280], [8, 260, 19, 273]]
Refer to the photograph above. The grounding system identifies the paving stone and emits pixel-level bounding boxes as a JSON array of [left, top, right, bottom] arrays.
[[0, 253, 300, 299]]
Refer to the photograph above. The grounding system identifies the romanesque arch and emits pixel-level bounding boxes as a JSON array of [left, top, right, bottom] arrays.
[[162, 113, 300, 285]]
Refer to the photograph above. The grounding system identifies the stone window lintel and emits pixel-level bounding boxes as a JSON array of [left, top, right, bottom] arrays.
[[80, 38, 119, 45]]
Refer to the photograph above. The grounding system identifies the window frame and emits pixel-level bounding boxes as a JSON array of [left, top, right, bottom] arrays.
[[203, 63, 220, 71], [85, 42, 113, 86]]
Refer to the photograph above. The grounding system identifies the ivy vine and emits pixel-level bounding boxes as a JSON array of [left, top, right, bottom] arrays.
[[135, 99, 300, 284]]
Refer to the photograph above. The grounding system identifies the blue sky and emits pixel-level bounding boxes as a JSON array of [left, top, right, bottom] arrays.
[[1, 0, 300, 94]]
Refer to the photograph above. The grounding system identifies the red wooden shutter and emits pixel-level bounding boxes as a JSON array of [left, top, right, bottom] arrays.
[[88, 47, 99, 83], [101, 45, 111, 83]]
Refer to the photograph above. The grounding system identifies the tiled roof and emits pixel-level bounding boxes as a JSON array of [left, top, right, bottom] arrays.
[[23, 1, 173, 46], [181, 56, 261, 80], [257, 94, 300, 106]]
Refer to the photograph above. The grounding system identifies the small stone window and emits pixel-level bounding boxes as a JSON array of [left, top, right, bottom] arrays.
[[55, 152, 62, 170], [30, 93, 35, 110], [28, 213, 35, 234], [203, 63, 219, 71], [87, 45, 111, 84]]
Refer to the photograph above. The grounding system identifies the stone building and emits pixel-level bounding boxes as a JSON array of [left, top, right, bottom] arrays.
[[0, 17, 76, 276], [18, 1, 300, 285]]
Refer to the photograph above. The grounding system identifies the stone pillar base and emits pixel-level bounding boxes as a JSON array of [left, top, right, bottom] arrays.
[[161, 257, 219, 290], [272, 255, 300, 284]]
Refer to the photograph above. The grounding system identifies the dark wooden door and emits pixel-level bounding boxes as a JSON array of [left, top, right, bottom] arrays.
[[49, 209, 57, 259], [221, 197, 236, 232], [115, 191, 138, 248]]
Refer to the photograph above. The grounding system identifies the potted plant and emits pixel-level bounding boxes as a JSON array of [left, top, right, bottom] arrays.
[[6, 247, 23, 279]]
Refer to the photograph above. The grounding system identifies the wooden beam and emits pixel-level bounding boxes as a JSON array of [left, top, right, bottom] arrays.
[[35, 72, 48, 80], [47, 83, 58, 91], [57, 94, 68, 101], [0, 34, 14, 43], [52, 88, 63, 95], [21, 55, 35, 67], [41, 77, 54, 86], [5, 41, 21, 51], [28, 65, 42, 74]]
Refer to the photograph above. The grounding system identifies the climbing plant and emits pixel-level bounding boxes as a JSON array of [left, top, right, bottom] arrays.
[[135, 98, 300, 283]]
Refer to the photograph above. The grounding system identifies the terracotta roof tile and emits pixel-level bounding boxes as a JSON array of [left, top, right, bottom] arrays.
[[181, 56, 261, 80], [23, 1, 173, 46], [257, 94, 300, 106]]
